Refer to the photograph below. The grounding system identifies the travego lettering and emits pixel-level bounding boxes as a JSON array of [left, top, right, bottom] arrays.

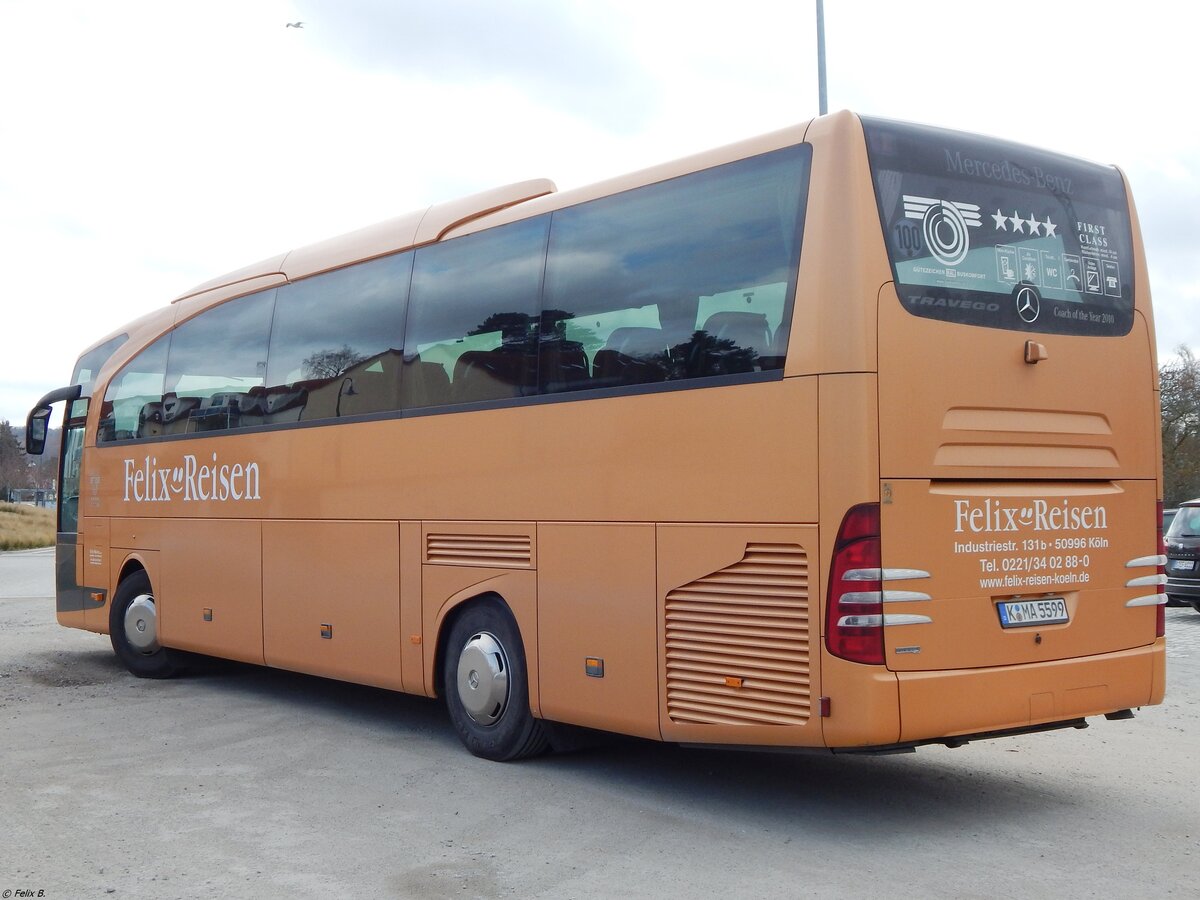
[[953, 498, 1107, 534], [907, 295, 1001, 312], [123, 454, 262, 503]]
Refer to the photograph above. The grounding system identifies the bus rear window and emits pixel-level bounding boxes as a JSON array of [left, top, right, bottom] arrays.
[[863, 116, 1134, 336]]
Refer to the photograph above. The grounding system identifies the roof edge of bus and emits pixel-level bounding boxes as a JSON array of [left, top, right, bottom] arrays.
[[164, 110, 858, 304], [168, 179, 559, 304], [281, 177, 558, 283], [77, 304, 173, 359], [162, 112, 859, 302], [171, 253, 291, 304], [439, 119, 823, 242]]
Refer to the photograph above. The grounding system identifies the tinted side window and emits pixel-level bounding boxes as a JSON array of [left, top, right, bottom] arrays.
[[542, 145, 810, 391], [404, 216, 549, 407], [265, 252, 411, 422], [99, 335, 170, 442], [159, 291, 276, 435]]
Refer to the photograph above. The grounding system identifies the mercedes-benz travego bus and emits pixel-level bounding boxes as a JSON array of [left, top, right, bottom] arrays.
[[27, 111, 1165, 760]]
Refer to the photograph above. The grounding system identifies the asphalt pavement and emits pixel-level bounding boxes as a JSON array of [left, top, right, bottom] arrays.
[[0, 546, 53, 599]]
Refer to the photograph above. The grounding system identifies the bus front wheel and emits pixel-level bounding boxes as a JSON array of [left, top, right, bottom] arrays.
[[443, 599, 548, 761], [109, 570, 182, 679]]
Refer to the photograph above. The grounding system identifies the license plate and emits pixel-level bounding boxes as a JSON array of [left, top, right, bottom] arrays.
[[997, 598, 1069, 628], [1173, 559, 1196, 572]]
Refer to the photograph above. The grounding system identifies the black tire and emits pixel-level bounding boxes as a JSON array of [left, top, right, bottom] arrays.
[[1191, 602, 1200, 615], [442, 598, 548, 761], [109, 569, 182, 679]]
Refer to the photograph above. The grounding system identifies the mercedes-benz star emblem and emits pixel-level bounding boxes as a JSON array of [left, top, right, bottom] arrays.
[[1016, 287, 1040, 324]]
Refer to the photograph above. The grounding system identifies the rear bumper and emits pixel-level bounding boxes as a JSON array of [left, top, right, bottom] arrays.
[[894, 640, 1164, 744], [1165, 576, 1200, 602]]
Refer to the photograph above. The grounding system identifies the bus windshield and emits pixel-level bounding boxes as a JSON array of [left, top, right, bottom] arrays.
[[72, 334, 128, 397], [863, 116, 1135, 336]]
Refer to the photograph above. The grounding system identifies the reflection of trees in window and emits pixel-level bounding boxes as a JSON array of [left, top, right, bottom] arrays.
[[540, 309, 604, 360], [540, 309, 573, 335], [303, 345, 365, 380], [540, 309, 599, 350], [567, 328, 602, 358], [468, 313, 533, 346], [673, 331, 758, 377], [563, 325, 602, 357]]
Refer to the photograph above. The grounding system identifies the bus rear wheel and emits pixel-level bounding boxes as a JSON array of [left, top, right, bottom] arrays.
[[443, 599, 548, 761], [109, 570, 182, 679]]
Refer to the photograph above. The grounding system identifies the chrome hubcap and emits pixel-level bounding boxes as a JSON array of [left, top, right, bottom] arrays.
[[124, 594, 160, 654], [456, 631, 509, 726]]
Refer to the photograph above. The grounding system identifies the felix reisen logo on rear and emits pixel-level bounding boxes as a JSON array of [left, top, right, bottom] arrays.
[[954, 498, 1108, 534]]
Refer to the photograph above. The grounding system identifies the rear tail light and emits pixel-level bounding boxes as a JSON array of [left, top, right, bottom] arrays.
[[826, 503, 884, 665], [1156, 499, 1166, 638]]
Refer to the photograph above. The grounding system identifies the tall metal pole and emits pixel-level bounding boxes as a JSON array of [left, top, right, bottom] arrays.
[[816, 0, 828, 116]]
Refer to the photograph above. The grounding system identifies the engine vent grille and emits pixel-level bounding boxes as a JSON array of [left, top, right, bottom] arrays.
[[425, 533, 532, 568], [665, 543, 810, 726]]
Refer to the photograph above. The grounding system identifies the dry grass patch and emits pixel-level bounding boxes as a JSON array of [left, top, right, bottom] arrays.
[[0, 502, 56, 550]]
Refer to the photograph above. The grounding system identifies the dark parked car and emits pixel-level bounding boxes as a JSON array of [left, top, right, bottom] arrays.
[[1163, 507, 1181, 604], [1165, 500, 1200, 613]]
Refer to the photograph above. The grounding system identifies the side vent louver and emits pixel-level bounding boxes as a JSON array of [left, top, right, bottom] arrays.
[[665, 543, 810, 726], [425, 533, 532, 568]]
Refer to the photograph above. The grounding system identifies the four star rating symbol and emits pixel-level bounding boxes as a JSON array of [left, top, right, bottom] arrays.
[[992, 208, 1058, 237]]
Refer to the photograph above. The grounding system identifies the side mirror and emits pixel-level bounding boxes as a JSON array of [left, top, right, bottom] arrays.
[[25, 384, 83, 455], [26, 406, 51, 455]]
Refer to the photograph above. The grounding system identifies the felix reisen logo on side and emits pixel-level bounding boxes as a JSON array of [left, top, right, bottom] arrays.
[[123, 454, 262, 503]]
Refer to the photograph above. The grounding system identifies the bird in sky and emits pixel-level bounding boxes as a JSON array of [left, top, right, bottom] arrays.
[[286, 21, 304, 28]]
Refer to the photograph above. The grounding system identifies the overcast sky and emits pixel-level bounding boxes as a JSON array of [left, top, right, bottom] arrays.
[[2, 0, 1196, 423]]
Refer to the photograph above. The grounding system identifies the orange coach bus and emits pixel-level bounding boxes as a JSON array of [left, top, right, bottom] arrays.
[[27, 111, 1165, 760]]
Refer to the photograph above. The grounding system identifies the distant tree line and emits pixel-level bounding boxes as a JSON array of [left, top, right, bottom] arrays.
[[1162, 345, 1200, 507], [0, 420, 60, 500], [0, 420, 28, 499]]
